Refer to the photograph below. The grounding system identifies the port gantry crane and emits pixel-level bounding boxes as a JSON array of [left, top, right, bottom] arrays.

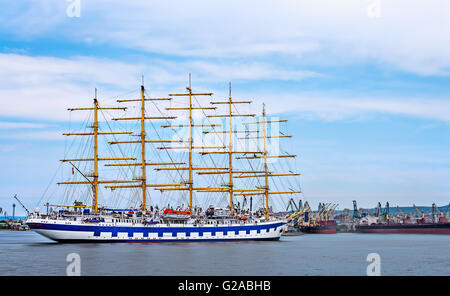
[[297, 203, 316, 226], [374, 202, 382, 217], [320, 203, 335, 221], [432, 203, 441, 222], [324, 204, 338, 221], [352, 200, 361, 219], [445, 203, 450, 218], [433, 203, 450, 222], [286, 200, 305, 227], [313, 202, 337, 222], [286, 198, 303, 213], [13, 194, 30, 216], [396, 205, 408, 221], [383, 202, 390, 222], [315, 202, 330, 221], [294, 205, 312, 226], [287, 205, 310, 220], [413, 204, 425, 223]]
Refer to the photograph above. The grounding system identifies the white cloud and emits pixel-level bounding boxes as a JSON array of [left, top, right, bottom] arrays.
[[2, 1, 450, 75], [1, 53, 450, 124], [2, 1, 450, 212], [0, 130, 62, 141], [0, 144, 21, 152], [246, 92, 450, 122], [0, 121, 49, 129], [0, 53, 321, 121]]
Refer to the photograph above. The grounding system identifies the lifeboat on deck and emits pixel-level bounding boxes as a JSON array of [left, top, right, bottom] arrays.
[[162, 208, 193, 220], [163, 208, 192, 215], [83, 218, 105, 223]]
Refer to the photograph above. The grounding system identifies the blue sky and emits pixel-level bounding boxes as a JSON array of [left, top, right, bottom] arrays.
[[1, 0, 450, 215]]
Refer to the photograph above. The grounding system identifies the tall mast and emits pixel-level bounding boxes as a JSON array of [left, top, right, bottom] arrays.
[[105, 83, 175, 211], [123, 76, 226, 210], [228, 83, 234, 215], [206, 84, 257, 214], [237, 105, 302, 219], [93, 91, 99, 212], [58, 89, 137, 213], [165, 75, 229, 212], [188, 74, 193, 211], [140, 84, 147, 210], [158, 77, 268, 212], [104, 78, 302, 217], [167, 74, 217, 212], [262, 103, 269, 220]]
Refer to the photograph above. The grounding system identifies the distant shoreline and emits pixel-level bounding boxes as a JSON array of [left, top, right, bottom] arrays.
[[1, 216, 27, 221]]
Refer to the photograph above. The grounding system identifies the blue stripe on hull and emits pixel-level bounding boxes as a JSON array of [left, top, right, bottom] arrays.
[[27, 222, 285, 242], [28, 222, 284, 237], [52, 237, 281, 243]]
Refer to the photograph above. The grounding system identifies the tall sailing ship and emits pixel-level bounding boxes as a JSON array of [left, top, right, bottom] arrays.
[[26, 76, 303, 242]]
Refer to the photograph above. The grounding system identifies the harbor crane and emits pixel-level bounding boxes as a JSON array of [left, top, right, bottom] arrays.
[[324, 204, 338, 220], [286, 198, 302, 212], [315, 203, 330, 221], [383, 202, 390, 222], [433, 203, 449, 223], [432, 203, 441, 222], [413, 204, 425, 223], [288, 206, 310, 220], [374, 202, 382, 217], [13, 194, 30, 215], [304, 201, 310, 211], [396, 206, 408, 220], [413, 204, 424, 218], [353, 200, 361, 219], [323, 203, 332, 219]]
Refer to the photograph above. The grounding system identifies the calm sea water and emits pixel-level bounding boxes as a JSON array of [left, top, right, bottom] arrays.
[[0, 231, 448, 276]]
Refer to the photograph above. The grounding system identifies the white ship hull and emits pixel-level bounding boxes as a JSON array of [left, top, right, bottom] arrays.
[[26, 217, 286, 242]]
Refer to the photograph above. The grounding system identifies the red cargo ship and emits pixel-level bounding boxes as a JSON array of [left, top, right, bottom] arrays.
[[356, 217, 450, 234], [300, 220, 337, 234]]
